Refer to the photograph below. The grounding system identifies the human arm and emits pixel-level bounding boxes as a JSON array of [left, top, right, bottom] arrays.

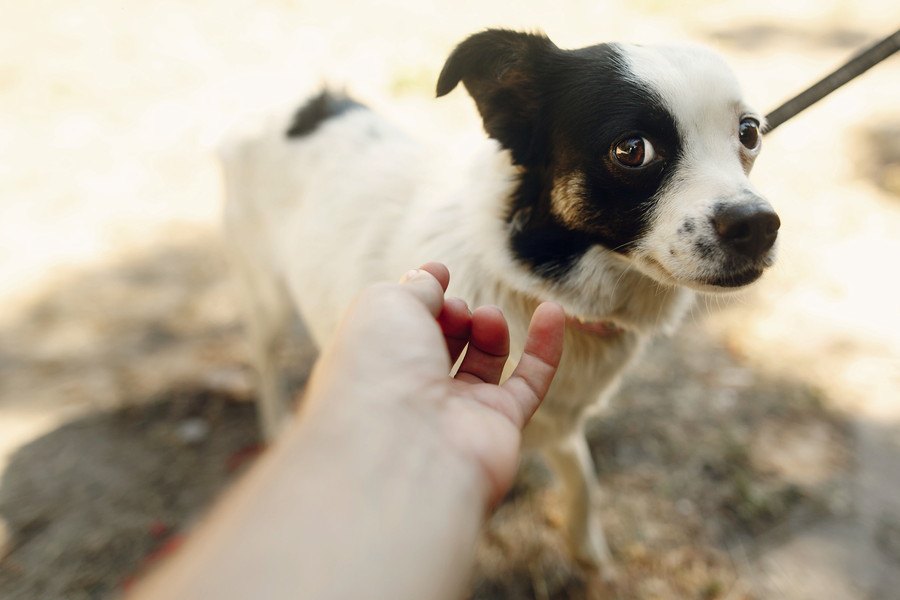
[[130, 264, 565, 600]]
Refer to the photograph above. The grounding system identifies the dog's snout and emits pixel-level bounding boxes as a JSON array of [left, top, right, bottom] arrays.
[[712, 203, 780, 258]]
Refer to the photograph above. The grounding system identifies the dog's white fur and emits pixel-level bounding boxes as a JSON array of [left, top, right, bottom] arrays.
[[221, 43, 772, 569], [623, 45, 771, 291]]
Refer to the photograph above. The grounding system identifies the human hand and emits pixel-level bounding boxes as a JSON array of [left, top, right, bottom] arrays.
[[129, 264, 564, 600], [303, 262, 565, 507]]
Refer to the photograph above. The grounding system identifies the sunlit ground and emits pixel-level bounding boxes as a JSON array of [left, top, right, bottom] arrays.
[[1, 1, 898, 598]]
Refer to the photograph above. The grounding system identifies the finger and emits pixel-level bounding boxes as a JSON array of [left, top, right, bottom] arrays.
[[455, 305, 510, 385], [418, 262, 450, 292], [437, 297, 472, 364], [398, 268, 445, 317], [501, 302, 565, 428]]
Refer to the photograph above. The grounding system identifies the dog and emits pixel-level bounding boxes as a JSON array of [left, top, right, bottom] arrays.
[[220, 29, 779, 573]]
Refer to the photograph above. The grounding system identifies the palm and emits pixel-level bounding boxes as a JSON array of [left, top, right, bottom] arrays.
[[316, 263, 565, 506], [429, 275, 564, 505]]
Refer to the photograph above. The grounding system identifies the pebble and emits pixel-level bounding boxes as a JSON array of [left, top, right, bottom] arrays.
[[676, 498, 696, 516], [176, 418, 210, 445]]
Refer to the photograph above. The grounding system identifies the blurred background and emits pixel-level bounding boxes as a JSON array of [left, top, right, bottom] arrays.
[[1, 1, 898, 598]]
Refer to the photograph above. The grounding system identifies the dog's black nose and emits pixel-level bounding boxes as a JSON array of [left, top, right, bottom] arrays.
[[712, 203, 780, 258]]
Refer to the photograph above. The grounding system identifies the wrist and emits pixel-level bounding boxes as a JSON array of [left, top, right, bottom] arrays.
[[280, 402, 487, 600]]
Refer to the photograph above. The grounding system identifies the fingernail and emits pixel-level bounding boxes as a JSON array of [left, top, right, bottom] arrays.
[[399, 269, 421, 283]]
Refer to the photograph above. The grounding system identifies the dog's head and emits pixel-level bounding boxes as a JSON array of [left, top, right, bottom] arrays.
[[438, 30, 779, 294]]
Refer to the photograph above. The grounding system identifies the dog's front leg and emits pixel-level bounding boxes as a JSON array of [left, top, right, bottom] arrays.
[[229, 246, 296, 441], [546, 432, 615, 578]]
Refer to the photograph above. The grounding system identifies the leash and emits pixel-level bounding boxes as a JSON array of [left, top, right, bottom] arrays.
[[763, 27, 900, 134]]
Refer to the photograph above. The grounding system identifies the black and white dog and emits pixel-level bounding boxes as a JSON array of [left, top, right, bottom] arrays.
[[221, 29, 779, 571]]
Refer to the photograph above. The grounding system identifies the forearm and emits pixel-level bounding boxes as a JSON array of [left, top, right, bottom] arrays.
[[131, 407, 487, 600]]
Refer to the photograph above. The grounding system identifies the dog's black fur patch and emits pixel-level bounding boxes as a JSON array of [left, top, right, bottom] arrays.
[[439, 30, 683, 278], [286, 91, 366, 139], [508, 171, 596, 278]]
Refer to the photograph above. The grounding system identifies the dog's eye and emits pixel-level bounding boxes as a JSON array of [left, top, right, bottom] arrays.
[[739, 118, 761, 150], [613, 136, 656, 168]]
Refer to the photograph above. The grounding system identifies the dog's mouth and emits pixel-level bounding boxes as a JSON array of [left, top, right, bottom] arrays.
[[641, 256, 767, 291], [697, 266, 764, 289]]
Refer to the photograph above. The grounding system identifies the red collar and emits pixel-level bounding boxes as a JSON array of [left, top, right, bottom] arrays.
[[565, 316, 625, 337]]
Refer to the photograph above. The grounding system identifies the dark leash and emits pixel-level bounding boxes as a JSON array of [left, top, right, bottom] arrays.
[[763, 27, 900, 134]]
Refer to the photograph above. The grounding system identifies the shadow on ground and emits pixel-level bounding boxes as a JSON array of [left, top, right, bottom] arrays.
[[0, 234, 859, 599], [471, 324, 854, 600], [0, 388, 260, 599]]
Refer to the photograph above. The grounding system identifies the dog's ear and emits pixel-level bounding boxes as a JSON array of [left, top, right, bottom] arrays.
[[437, 29, 558, 165]]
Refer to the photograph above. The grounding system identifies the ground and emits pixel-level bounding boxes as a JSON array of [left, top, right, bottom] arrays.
[[1, 1, 899, 599]]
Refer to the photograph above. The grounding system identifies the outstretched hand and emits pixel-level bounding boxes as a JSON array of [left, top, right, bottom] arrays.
[[304, 262, 565, 506], [130, 263, 566, 600]]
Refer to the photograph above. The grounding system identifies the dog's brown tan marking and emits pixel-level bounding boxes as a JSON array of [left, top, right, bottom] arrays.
[[550, 172, 588, 228]]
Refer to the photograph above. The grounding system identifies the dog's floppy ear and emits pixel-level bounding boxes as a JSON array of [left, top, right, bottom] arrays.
[[437, 29, 558, 165]]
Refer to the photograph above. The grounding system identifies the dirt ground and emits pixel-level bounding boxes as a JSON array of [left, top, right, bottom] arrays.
[[1, 1, 899, 599]]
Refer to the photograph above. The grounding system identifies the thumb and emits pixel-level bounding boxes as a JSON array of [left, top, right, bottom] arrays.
[[398, 268, 446, 317]]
